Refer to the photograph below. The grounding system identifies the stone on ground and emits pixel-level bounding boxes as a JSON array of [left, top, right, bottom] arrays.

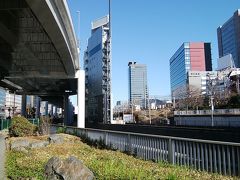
[[45, 156, 94, 180], [48, 134, 64, 144]]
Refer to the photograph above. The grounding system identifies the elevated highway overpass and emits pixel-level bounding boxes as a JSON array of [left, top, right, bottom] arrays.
[[0, 0, 85, 127]]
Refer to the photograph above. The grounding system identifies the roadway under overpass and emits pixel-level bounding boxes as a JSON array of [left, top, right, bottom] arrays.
[[0, 0, 85, 127]]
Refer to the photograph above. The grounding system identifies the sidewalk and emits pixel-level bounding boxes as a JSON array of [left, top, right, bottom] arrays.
[[0, 134, 6, 179]]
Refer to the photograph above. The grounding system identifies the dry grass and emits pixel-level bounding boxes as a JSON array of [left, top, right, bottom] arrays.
[[6, 134, 237, 180]]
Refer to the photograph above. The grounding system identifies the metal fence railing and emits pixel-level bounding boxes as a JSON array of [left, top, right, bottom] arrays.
[[28, 118, 40, 126], [0, 119, 11, 130], [51, 125, 240, 177]]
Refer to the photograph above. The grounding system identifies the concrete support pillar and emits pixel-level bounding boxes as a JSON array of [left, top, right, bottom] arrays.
[[36, 97, 41, 118], [76, 70, 85, 128], [64, 95, 69, 125], [50, 104, 53, 117], [53, 106, 57, 116], [21, 94, 27, 117], [45, 101, 48, 116]]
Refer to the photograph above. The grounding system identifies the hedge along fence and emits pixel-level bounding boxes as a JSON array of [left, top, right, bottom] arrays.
[[0, 118, 40, 130], [9, 116, 38, 137]]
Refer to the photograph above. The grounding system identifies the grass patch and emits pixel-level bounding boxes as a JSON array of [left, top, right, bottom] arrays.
[[6, 134, 237, 180], [6, 151, 44, 179]]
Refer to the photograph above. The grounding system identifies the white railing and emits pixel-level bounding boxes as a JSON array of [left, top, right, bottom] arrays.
[[51, 125, 240, 177], [174, 109, 240, 116]]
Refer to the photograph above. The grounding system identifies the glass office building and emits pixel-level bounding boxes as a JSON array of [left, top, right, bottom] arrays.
[[84, 15, 112, 124], [128, 62, 149, 109], [0, 87, 6, 119], [170, 42, 212, 98], [217, 10, 240, 67]]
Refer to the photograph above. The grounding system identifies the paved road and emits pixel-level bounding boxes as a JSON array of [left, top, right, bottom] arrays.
[[0, 135, 6, 179]]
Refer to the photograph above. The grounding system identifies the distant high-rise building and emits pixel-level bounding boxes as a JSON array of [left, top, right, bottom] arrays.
[[84, 15, 112, 124], [5, 91, 22, 118], [170, 42, 212, 98], [128, 62, 149, 109], [0, 87, 6, 119], [187, 71, 217, 95], [217, 10, 240, 67]]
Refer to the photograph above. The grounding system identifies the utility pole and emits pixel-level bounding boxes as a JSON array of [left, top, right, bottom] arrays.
[[13, 91, 16, 116], [148, 95, 151, 124], [207, 73, 215, 127], [211, 96, 214, 127], [131, 102, 134, 122]]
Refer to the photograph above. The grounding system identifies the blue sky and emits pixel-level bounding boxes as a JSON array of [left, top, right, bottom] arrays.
[[68, 0, 240, 105]]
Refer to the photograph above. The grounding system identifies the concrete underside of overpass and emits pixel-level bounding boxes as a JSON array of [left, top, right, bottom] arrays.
[[0, 0, 79, 105], [0, 0, 85, 127]]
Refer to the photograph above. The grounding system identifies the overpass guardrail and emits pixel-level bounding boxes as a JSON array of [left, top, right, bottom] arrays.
[[51, 125, 240, 177]]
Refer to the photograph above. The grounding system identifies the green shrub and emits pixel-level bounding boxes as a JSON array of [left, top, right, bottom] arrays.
[[56, 127, 66, 134], [9, 116, 37, 137], [166, 174, 177, 180]]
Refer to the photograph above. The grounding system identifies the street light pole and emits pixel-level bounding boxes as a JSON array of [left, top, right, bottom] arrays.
[[211, 96, 214, 127], [13, 91, 16, 116], [207, 73, 215, 127], [131, 102, 134, 123]]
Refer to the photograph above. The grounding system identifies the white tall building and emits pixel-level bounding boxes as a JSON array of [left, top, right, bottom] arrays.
[[5, 91, 21, 118], [0, 87, 6, 119], [187, 71, 217, 95], [84, 15, 112, 124]]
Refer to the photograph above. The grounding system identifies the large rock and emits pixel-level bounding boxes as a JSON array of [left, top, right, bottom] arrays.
[[13, 147, 28, 154], [10, 139, 30, 149], [45, 156, 94, 180], [10, 139, 50, 150], [48, 134, 64, 144], [30, 141, 49, 148]]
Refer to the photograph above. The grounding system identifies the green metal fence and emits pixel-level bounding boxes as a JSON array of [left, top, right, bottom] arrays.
[[0, 118, 40, 130], [0, 119, 11, 130], [28, 118, 40, 126]]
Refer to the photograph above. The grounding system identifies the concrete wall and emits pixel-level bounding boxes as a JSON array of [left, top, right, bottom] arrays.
[[175, 116, 240, 127]]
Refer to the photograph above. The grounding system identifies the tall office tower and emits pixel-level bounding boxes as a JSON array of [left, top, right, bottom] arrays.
[[217, 10, 240, 67], [170, 42, 212, 98], [5, 90, 22, 118], [128, 62, 149, 109], [0, 87, 6, 119], [84, 15, 112, 124]]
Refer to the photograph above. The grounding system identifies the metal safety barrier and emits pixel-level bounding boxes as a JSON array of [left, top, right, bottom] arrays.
[[51, 125, 240, 177]]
